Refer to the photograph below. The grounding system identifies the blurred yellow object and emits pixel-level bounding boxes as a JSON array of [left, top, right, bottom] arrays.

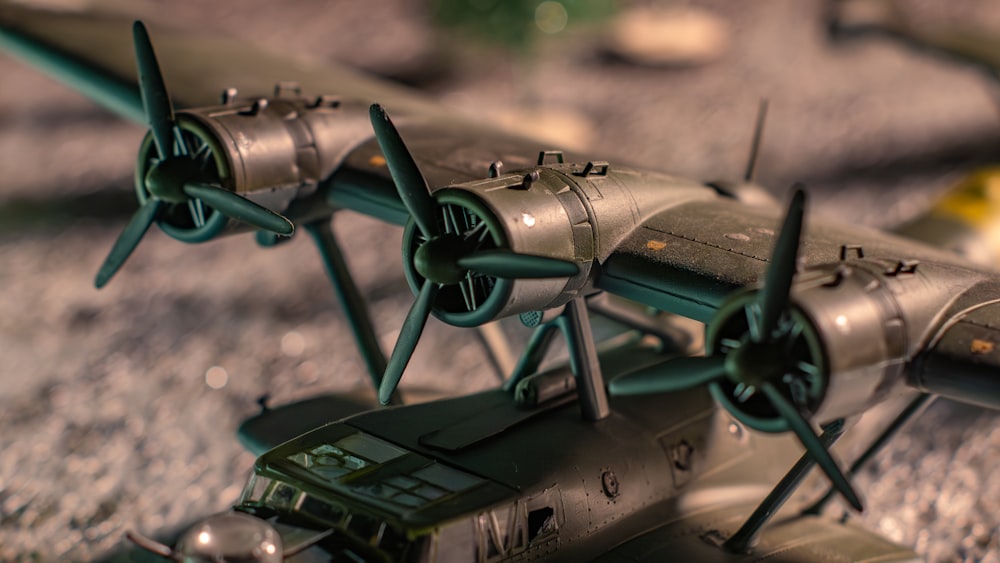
[[929, 167, 1000, 227], [896, 167, 1000, 267]]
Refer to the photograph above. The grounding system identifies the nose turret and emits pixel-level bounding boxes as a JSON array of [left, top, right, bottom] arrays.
[[175, 512, 283, 562]]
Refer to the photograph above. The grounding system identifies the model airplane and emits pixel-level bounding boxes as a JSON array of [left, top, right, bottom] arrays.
[[3, 5, 999, 562]]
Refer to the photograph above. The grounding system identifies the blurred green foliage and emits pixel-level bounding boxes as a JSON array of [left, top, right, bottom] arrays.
[[431, 0, 616, 53]]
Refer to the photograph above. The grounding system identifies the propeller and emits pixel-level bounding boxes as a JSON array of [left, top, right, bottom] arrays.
[[369, 104, 580, 405], [95, 22, 293, 288], [609, 187, 863, 512]]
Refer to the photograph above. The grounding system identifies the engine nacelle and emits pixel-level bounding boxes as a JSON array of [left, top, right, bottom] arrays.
[[135, 89, 367, 242], [707, 263, 909, 432], [402, 161, 715, 327], [401, 173, 587, 327]]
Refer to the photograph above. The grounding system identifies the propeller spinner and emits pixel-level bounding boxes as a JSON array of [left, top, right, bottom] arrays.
[[369, 104, 579, 405], [609, 188, 863, 512], [94, 22, 294, 288]]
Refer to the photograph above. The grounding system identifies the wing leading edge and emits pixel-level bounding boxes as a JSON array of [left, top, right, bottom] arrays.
[[597, 197, 974, 322], [0, 4, 449, 119], [0, 4, 591, 226]]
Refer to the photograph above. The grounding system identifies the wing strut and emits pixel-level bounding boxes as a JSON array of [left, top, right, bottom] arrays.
[[722, 419, 846, 554], [304, 220, 401, 405], [504, 322, 563, 391], [564, 297, 610, 421], [801, 393, 934, 516], [505, 297, 610, 421]]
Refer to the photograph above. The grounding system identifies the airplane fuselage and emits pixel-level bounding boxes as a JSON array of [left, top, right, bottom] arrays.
[[243, 358, 805, 561]]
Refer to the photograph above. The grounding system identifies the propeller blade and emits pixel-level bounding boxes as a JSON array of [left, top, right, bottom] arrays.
[[379, 280, 440, 405], [761, 382, 863, 512], [95, 199, 162, 288], [183, 182, 293, 235], [132, 21, 175, 159], [368, 104, 439, 239], [457, 250, 579, 279], [609, 355, 726, 396], [757, 188, 805, 340]]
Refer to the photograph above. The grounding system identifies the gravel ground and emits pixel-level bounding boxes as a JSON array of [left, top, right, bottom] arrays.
[[2, 0, 1000, 561]]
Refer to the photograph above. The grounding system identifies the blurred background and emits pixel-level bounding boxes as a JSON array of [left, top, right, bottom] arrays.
[[2, 0, 1000, 560]]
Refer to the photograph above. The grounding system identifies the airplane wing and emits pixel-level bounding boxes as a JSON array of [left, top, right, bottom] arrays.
[[325, 122, 588, 226], [597, 196, 975, 322], [0, 3, 449, 122], [594, 506, 919, 562], [0, 3, 586, 227]]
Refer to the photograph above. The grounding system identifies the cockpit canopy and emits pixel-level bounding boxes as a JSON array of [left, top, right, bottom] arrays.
[[263, 431, 495, 516], [236, 427, 563, 562]]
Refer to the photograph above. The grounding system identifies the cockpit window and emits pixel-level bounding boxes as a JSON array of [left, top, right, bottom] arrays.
[[525, 486, 562, 545], [283, 432, 487, 514], [236, 474, 416, 562], [335, 433, 408, 463], [240, 474, 272, 504], [347, 512, 380, 542], [472, 491, 562, 561], [268, 482, 298, 510], [479, 503, 523, 560], [287, 432, 407, 481], [377, 521, 408, 555], [344, 462, 486, 511], [299, 494, 346, 526], [527, 506, 556, 542]]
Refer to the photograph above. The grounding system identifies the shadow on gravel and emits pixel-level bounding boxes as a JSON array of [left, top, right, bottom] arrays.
[[0, 187, 136, 233]]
